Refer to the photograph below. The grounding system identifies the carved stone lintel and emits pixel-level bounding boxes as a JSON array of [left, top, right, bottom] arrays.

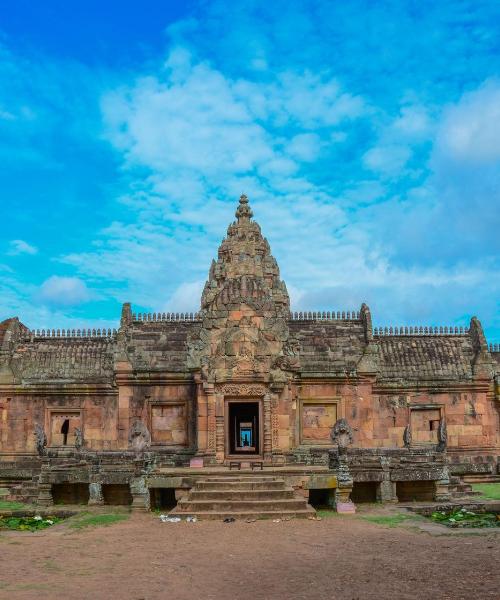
[[217, 383, 267, 396]]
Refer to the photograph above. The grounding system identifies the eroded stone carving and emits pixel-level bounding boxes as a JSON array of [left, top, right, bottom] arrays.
[[33, 423, 47, 457], [403, 424, 412, 448], [128, 420, 151, 454], [330, 418, 353, 453], [437, 419, 447, 452], [74, 427, 84, 450], [187, 195, 294, 386], [217, 383, 267, 396]]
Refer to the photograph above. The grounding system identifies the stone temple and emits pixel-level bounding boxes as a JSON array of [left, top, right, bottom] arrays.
[[0, 195, 499, 516]]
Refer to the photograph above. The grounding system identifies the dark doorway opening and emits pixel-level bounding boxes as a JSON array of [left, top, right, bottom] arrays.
[[396, 480, 435, 502], [308, 489, 331, 508], [228, 402, 260, 455], [351, 482, 378, 503], [52, 483, 89, 505], [102, 484, 133, 506], [150, 488, 177, 511], [61, 419, 70, 445]]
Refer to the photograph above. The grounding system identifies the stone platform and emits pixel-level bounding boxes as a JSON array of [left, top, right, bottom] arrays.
[[169, 475, 316, 520]]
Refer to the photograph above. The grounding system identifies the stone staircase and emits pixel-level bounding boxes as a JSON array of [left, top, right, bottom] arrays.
[[448, 476, 482, 499], [170, 475, 316, 520], [0, 478, 39, 504]]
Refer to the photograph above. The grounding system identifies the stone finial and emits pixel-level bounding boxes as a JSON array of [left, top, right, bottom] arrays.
[[360, 303, 373, 342], [469, 316, 488, 352], [34, 423, 47, 457], [469, 316, 493, 377], [330, 418, 353, 453], [235, 193, 253, 221]]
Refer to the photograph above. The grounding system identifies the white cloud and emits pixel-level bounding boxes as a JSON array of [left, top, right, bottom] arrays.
[[286, 133, 321, 161], [362, 144, 411, 175], [392, 104, 432, 139], [8, 239, 38, 255], [435, 79, 500, 163], [163, 280, 205, 312], [38, 276, 93, 306]]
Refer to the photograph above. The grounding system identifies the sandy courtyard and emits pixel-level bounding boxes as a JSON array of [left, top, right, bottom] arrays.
[[0, 510, 499, 600]]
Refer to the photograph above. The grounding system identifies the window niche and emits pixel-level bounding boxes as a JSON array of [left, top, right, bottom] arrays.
[[49, 411, 82, 446], [409, 406, 443, 445], [150, 403, 188, 446], [300, 399, 338, 445]]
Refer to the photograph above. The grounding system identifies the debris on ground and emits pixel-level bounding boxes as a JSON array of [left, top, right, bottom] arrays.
[[159, 515, 181, 523]]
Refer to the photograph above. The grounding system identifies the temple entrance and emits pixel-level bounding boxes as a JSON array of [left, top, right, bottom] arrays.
[[227, 401, 261, 456]]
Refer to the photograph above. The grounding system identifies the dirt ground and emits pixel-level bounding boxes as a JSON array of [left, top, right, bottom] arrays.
[[0, 507, 499, 600]]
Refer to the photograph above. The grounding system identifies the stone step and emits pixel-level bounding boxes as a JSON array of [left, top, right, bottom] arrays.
[[189, 489, 295, 501], [176, 498, 309, 512], [451, 490, 482, 498], [169, 509, 316, 521], [195, 480, 286, 491], [0, 488, 10, 497], [449, 484, 474, 493]]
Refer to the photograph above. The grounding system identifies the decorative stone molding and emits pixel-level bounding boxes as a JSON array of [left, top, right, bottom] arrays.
[[216, 383, 267, 396]]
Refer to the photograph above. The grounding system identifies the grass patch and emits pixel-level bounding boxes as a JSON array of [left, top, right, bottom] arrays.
[[362, 513, 412, 527], [68, 512, 129, 529], [0, 500, 31, 510], [431, 507, 500, 528], [316, 509, 340, 519], [0, 515, 61, 531], [472, 483, 500, 501]]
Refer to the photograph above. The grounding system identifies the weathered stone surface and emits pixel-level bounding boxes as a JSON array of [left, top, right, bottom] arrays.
[[0, 195, 498, 507]]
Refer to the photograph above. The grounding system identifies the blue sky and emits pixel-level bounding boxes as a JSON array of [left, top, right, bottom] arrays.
[[1, 0, 499, 341]]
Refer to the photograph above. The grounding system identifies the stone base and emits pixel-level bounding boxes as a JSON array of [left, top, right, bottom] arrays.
[[336, 501, 356, 514]]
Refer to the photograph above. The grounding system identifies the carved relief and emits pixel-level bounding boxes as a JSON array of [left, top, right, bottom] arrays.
[[217, 383, 267, 396], [330, 418, 354, 453], [128, 420, 151, 454], [187, 195, 296, 387], [34, 423, 47, 456]]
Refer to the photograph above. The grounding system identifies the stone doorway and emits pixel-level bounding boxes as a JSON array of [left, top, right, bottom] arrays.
[[226, 400, 261, 457]]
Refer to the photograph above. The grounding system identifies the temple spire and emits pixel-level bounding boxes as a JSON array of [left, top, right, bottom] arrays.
[[235, 193, 253, 221]]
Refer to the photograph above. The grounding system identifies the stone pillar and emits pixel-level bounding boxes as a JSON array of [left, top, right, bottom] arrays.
[[435, 480, 451, 501], [37, 483, 53, 506], [378, 480, 397, 502], [195, 382, 208, 454], [435, 464, 451, 501], [329, 448, 356, 513], [88, 482, 104, 506], [206, 386, 217, 463], [377, 456, 397, 502], [263, 393, 272, 462], [36, 459, 53, 506], [118, 385, 132, 449], [130, 476, 149, 511]]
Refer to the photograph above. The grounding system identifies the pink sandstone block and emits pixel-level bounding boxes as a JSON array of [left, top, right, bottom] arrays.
[[189, 458, 204, 468], [336, 502, 356, 514]]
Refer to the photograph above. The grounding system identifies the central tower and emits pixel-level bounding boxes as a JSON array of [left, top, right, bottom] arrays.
[[188, 195, 299, 463]]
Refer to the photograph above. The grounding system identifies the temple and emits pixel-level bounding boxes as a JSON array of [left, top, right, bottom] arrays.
[[1, 195, 499, 516]]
